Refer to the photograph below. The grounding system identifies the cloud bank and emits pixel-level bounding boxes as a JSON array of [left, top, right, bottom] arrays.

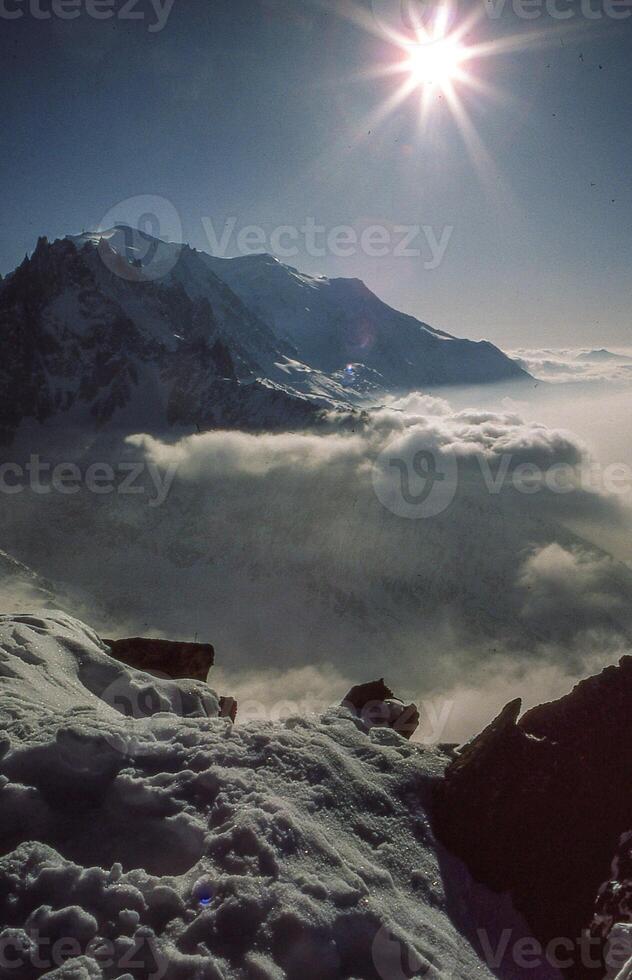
[[512, 347, 632, 385], [2, 393, 632, 741]]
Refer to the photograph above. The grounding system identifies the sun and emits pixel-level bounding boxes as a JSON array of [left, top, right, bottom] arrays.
[[322, 0, 578, 189], [405, 36, 467, 88]]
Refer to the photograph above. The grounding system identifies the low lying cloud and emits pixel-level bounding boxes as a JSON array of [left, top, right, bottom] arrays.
[[2, 393, 632, 742], [518, 543, 632, 647], [512, 347, 632, 385], [127, 428, 369, 479]]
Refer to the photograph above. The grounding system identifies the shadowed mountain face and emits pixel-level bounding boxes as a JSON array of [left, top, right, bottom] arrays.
[[0, 235, 323, 447], [203, 250, 530, 388], [434, 658, 632, 977], [0, 228, 529, 446]]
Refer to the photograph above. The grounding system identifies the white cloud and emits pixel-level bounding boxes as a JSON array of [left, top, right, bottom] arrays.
[[3, 395, 632, 743], [511, 347, 632, 385]]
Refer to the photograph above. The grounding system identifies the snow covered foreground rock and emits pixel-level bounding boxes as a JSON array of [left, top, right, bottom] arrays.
[[0, 612, 550, 980]]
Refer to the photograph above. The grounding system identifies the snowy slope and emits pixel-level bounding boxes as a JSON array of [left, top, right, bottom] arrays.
[[69, 226, 529, 393], [68, 229, 366, 410], [0, 228, 530, 444], [0, 235, 329, 446], [0, 549, 60, 613], [0, 613, 556, 980], [202, 252, 529, 389], [68, 228, 528, 392], [68, 229, 293, 374]]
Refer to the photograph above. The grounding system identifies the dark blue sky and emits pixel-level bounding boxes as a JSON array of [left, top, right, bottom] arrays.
[[1, 0, 630, 346]]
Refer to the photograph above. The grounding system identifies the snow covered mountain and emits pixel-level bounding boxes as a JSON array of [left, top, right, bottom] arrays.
[[203, 250, 529, 388], [0, 227, 529, 444], [0, 234, 330, 448]]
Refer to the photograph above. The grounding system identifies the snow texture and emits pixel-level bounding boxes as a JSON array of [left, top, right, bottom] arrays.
[[0, 612, 552, 979]]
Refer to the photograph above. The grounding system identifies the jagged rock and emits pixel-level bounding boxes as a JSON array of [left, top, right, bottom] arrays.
[[0, 235, 324, 447], [219, 696, 238, 723], [343, 678, 394, 712], [446, 697, 523, 777], [341, 679, 420, 740], [592, 832, 632, 942], [434, 657, 632, 977], [103, 636, 215, 682]]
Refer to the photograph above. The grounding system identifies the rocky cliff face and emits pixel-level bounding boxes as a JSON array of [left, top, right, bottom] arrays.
[[434, 657, 632, 977], [0, 228, 532, 446], [0, 236, 324, 446]]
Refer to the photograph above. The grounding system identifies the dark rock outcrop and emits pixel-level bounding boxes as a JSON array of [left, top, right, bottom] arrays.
[[342, 679, 420, 740], [104, 636, 215, 682], [434, 656, 632, 977], [592, 832, 632, 941], [219, 696, 238, 723]]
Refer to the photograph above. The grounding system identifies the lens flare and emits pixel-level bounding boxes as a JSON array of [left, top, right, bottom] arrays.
[[406, 37, 466, 87], [307, 0, 578, 194]]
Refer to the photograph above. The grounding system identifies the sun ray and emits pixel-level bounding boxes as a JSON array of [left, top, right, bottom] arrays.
[[455, 69, 511, 108], [287, 0, 588, 205]]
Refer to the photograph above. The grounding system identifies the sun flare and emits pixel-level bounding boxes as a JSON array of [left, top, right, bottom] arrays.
[[318, 0, 574, 191], [405, 37, 467, 88]]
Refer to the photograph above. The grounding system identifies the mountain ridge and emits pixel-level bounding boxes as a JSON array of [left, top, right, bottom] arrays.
[[0, 226, 530, 445]]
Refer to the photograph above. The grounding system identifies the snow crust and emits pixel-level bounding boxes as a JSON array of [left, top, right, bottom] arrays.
[[0, 612, 527, 979]]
